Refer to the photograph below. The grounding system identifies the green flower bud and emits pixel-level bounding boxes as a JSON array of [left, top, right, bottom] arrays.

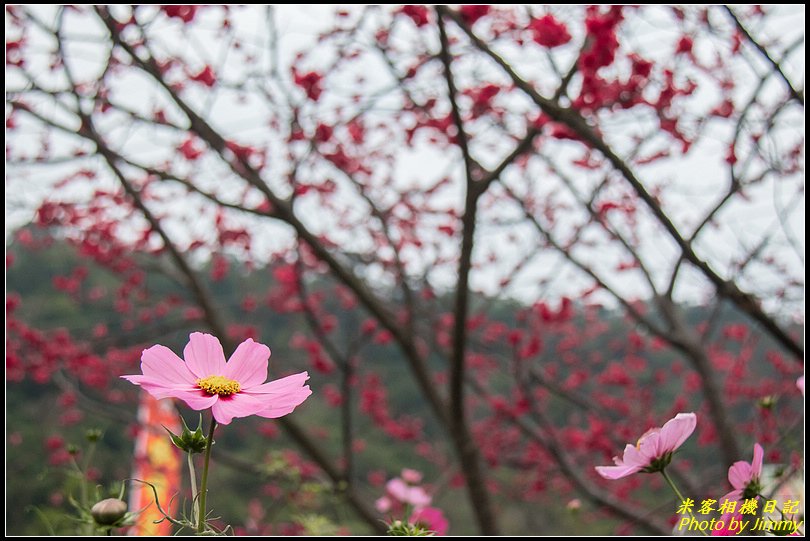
[[165, 414, 208, 454], [85, 428, 103, 443], [91, 498, 128, 526], [758, 395, 776, 409]]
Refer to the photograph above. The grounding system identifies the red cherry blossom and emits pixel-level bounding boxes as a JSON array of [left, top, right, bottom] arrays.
[[528, 14, 572, 48]]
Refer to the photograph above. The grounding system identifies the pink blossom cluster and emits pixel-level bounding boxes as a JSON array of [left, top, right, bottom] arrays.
[[376, 469, 449, 535]]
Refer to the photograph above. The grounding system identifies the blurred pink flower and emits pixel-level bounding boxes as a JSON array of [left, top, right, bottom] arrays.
[[711, 515, 740, 537], [719, 443, 764, 507], [386, 478, 432, 509], [711, 443, 765, 537], [122, 332, 311, 425], [596, 412, 696, 479], [797, 376, 804, 397], [728, 443, 763, 494], [375, 496, 392, 513], [411, 506, 449, 536], [401, 468, 423, 484]]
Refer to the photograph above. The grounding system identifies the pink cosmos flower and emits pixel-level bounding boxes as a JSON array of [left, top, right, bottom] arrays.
[[720, 443, 764, 505], [375, 495, 393, 514], [711, 516, 740, 537], [122, 332, 311, 425], [713, 444, 764, 536], [411, 506, 449, 536], [595, 412, 696, 479], [375, 472, 433, 515], [385, 478, 432, 509], [798, 376, 804, 397], [401, 468, 423, 484]]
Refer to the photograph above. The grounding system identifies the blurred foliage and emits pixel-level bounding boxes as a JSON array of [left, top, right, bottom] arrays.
[[5, 231, 802, 535]]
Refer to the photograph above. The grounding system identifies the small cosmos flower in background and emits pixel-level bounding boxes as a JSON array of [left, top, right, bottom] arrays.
[[721, 443, 764, 504], [376, 469, 449, 536], [596, 412, 697, 479], [376, 476, 432, 513], [711, 443, 765, 537], [122, 332, 311, 425]]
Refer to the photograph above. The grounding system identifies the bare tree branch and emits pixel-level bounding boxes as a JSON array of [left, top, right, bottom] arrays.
[[440, 6, 803, 362], [723, 6, 804, 105], [437, 11, 499, 534]]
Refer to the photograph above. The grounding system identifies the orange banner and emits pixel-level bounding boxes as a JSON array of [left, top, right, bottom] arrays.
[[128, 394, 182, 535]]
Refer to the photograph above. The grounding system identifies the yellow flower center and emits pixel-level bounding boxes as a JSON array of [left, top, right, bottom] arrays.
[[197, 375, 241, 396]]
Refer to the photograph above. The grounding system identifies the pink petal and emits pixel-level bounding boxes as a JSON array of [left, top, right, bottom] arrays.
[[712, 509, 743, 537], [411, 507, 449, 536], [256, 404, 303, 419], [406, 485, 432, 509], [386, 478, 410, 501], [254, 386, 312, 419], [637, 429, 661, 461], [224, 338, 270, 389], [401, 468, 423, 483], [727, 460, 752, 489], [751, 443, 764, 479], [183, 332, 227, 378], [375, 496, 392, 513], [139, 345, 197, 385], [247, 371, 310, 394], [657, 412, 697, 454], [210, 393, 266, 425], [121, 374, 193, 400], [595, 463, 643, 479], [620, 443, 649, 468], [173, 389, 220, 411], [719, 490, 742, 506]]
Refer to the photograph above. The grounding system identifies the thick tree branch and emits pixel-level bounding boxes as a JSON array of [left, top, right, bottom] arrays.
[[437, 12, 499, 535]]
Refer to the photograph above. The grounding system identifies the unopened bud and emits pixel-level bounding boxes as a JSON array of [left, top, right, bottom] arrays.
[[91, 498, 128, 526], [758, 395, 776, 409], [86, 428, 103, 443], [165, 414, 208, 454]]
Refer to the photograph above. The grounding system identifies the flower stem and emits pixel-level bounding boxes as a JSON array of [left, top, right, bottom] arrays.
[[197, 418, 217, 534], [71, 441, 96, 536], [660, 469, 708, 537], [187, 452, 198, 525]]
